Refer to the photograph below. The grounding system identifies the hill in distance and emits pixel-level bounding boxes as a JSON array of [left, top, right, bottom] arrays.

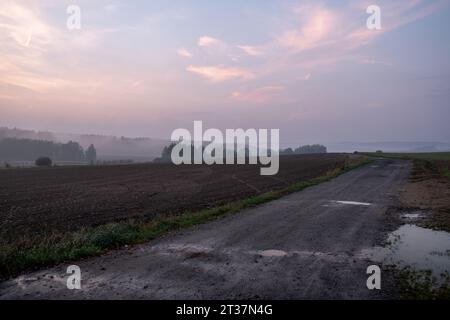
[[0, 127, 169, 162]]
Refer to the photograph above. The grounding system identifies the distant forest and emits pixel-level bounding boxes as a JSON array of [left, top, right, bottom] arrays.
[[153, 142, 328, 163], [0, 138, 96, 162], [281, 144, 327, 155], [0, 126, 167, 161]]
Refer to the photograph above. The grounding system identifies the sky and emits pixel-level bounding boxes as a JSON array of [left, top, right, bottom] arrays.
[[1, 0, 450, 146]]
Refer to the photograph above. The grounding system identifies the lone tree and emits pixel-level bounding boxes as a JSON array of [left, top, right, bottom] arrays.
[[35, 157, 52, 167], [85, 144, 97, 164]]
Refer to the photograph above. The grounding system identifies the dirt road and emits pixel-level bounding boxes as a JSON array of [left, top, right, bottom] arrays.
[[0, 158, 411, 299]]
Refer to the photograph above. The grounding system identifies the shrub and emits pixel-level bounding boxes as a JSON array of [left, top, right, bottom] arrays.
[[35, 157, 52, 167]]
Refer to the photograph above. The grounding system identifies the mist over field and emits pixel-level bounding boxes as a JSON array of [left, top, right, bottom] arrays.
[[0, 126, 168, 162], [1, 126, 449, 164]]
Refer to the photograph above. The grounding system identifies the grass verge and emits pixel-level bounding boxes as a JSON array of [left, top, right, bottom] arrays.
[[389, 266, 450, 300], [0, 156, 371, 280], [361, 152, 450, 180], [360, 152, 450, 161], [441, 167, 450, 179]]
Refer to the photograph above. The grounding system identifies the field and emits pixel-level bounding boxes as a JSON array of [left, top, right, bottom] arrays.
[[0, 154, 349, 243], [362, 152, 450, 161], [363, 152, 450, 233], [362, 152, 450, 179]]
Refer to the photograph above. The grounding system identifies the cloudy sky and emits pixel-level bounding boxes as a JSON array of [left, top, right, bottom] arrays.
[[1, 0, 449, 145]]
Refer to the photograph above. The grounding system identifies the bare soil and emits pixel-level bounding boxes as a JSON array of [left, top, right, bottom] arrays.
[[0, 154, 347, 242], [398, 160, 450, 231]]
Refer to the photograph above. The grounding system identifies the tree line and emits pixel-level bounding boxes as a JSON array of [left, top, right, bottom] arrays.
[[154, 142, 264, 163], [154, 142, 327, 163], [0, 138, 97, 163], [280, 144, 327, 155]]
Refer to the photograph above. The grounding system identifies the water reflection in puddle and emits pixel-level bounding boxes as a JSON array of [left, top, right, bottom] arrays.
[[361, 224, 450, 277], [402, 213, 421, 219], [400, 210, 426, 220], [258, 250, 288, 257], [322, 200, 372, 208]]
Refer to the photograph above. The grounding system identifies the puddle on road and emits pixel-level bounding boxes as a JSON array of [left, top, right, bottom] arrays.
[[258, 250, 288, 257], [334, 200, 371, 206], [361, 224, 450, 278], [322, 200, 372, 208], [400, 210, 426, 221], [402, 213, 421, 219]]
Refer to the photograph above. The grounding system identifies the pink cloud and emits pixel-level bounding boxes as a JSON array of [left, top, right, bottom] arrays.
[[237, 45, 263, 56], [231, 86, 285, 104], [186, 65, 255, 82], [0, 2, 120, 93], [177, 47, 193, 58], [198, 36, 225, 49], [277, 7, 338, 53]]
